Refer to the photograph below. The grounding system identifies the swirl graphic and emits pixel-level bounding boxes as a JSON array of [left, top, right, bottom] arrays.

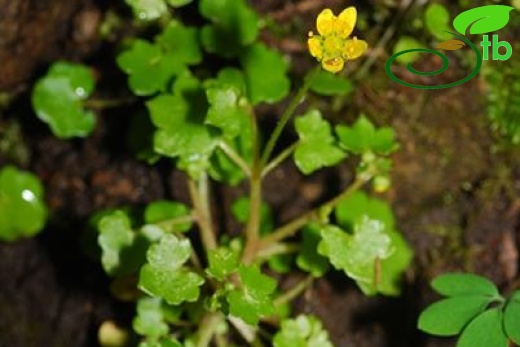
[[385, 31, 482, 89]]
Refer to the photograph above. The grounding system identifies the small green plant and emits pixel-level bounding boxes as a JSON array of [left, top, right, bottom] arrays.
[[0, 165, 47, 241], [30, 2, 412, 346], [418, 273, 520, 347]]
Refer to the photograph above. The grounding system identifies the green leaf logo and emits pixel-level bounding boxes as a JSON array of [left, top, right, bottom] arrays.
[[453, 5, 515, 35]]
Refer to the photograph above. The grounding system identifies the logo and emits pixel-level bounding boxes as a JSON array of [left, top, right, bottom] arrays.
[[386, 5, 516, 89]]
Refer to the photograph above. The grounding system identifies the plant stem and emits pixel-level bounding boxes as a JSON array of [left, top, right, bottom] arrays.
[[260, 175, 370, 248], [274, 275, 314, 307], [261, 142, 298, 178], [83, 97, 136, 109], [188, 175, 217, 251], [256, 242, 299, 260], [260, 66, 320, 167], [218, 140, 251, 177], [195, 312, 222, 347], [228, 316, 257, 343], [242, 103, 262, 264]]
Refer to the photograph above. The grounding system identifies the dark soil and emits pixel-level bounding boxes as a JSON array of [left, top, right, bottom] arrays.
[[1, 1, 519, 347]]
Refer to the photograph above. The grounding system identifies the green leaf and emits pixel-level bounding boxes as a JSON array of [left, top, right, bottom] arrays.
[[296, 224, 330, 277], [424, 3, 452, 41], [453, 5, 515, 35], [392, 36, 426, 65], [310, 70, 353, 96], [145, 200, 192, 232], [205, 85, 249, 139], [156, 21, 202, 65], [240, 43, 290, 105], [294, 110, 346, 175], [0, 166, 47, 241], [98, 211, 135, 275], [378, 230, 413, 296], [206, 247, 240, 281], [418, 296, 492, 336], [227, 265, 277, 325], [273, 315, 334, 347], [117, 40, 184, 96], [133, 297, 169, 338], [336, 115, 397, 155], [503, 291, 520, 345], [139, 234, 204, 305], [318, 217, 393, 295], [138, 339, 183, 347], [456, 308, 508, 347], [147, 74, 218, 178], [199, 0, 258, 57], [431, 273, 500, 298], [336, 191, 394, 229], [125, 0, 168, 21], [31, 61, 95, 138], [166, 0, 192, 7]]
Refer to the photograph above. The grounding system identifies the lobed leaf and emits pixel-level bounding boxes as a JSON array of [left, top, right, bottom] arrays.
[[32, 61, 96, 138], [294, 110, 346, 175], [336, 115, 397, 155], [199, 0, 258, 57], [98, 211, 135, 275], [125, 0, 168, 21], [227, 265, 277, 325], [296, 224, 330, 277], [206, 247, 240, 281], [133, 297, 169, 338], [273, 315, 334, 347], [240, 43, 290, 105]]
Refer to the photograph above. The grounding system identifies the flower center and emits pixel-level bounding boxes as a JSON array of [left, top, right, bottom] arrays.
[[323, 35, 344, 56]]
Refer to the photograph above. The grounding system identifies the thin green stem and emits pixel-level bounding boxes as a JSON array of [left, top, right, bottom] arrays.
[[256, 242, 299, 260], [241, 104, 262, 264], [260, 66, 320, 167], [195, 313, 222, 347], [218, 140, 251, 177], [261, 142, 298, 178], [260, 174, 371, 248], [188, 175, 217, 251], [274, 275, 313, 307]]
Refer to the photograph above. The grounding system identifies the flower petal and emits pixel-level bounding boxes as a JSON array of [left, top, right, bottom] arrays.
[[322, 56, 345, 73], [343, 38, 368, 60], [336, 7, 357, 38], [317, 8, 335, 36], [308, 36, 323, 59]]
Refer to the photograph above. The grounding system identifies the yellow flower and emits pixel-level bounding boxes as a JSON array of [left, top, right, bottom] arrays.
[[307, 7, 368, 73]]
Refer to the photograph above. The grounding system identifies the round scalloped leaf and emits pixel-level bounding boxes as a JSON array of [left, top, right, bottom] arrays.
[[418, 295, 491, 336], [456, 308, 508, 347], [156, 21, 202, 65], [240, 43, 290, 105], [199, 0, 258, 57], [0, 166, 47, 241], [453, 5, 515, 35], [273, 315, 334, 347], [431, 273, 499, 297], [504, 291, 520, 345], [32, 61, 95, 138], [125, 0, 168, 21], [117, 40, 184, 96]]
